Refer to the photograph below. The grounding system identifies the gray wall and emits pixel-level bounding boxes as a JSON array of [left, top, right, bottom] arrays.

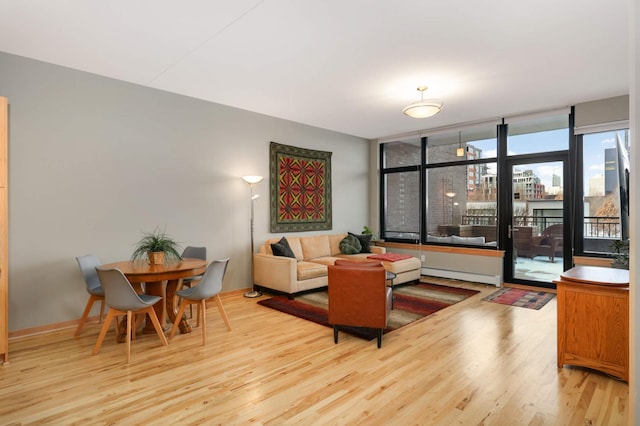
[[0, 52, 371, 331]]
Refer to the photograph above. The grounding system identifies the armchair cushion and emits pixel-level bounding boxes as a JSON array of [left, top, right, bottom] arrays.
[[271, 237, 296, 258], [339, 234, 362, 254]]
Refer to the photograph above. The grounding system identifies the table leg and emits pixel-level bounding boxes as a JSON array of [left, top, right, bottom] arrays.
[[166, 279, 191, 334], [142, 280, 167, 333]]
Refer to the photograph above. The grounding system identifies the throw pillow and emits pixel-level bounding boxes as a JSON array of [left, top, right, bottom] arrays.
[[339, 234, 362, 255], [349, 232, 372, 253], [271, 237, 296, 258]]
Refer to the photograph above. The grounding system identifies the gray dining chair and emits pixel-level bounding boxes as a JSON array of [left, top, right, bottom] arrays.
[[93, 268, 168, 363], [179, 246, 207, 318], [169, 258, 232, 345], [74, 255, 105, 336]]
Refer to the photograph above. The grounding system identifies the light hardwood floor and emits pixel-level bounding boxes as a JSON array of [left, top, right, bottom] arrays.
[[0, 278, 629, 425]]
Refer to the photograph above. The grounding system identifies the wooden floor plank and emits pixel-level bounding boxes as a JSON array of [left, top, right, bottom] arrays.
[[0, 279, 629, 425]]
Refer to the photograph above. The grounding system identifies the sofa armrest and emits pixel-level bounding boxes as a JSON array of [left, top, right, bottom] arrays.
[[253, 253, 298, 293], [371, 246, 386, 254]]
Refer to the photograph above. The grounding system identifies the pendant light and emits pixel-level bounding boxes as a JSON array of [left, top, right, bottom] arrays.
[[403, 86, 443, 118], [456, 131, 465, 157]]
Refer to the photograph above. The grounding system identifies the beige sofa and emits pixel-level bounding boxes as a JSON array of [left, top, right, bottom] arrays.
[[253, 233, 421, 296]]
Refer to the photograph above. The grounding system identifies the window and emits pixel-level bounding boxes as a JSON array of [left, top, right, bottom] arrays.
[[507, 115, 569, 155], [426, 162, 498, 245], [380, 138, 421, 242], [380, 124, 498, 246], [580, 129, 630, 254]]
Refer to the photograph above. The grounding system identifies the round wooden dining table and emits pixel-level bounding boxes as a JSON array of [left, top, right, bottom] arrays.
[[98, 258, 207, 337]]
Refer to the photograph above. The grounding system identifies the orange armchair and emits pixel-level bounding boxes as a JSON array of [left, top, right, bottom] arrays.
[[328, 262, 392, 348]]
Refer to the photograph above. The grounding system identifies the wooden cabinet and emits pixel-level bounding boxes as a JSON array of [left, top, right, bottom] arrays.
[[0, 97, 7, 364], [555, 266, 629, 381]]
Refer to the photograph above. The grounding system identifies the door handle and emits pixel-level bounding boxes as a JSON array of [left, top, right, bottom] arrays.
[[508, 225, 519, 239]]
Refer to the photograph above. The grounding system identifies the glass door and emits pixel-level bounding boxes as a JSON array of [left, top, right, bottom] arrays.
[[504, 159, 568, 287]]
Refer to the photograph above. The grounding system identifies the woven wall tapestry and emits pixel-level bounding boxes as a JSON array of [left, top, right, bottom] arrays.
[[270, 142, 332, 232]]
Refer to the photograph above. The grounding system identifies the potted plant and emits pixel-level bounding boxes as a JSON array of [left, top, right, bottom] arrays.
[[131, 227, 183, 264], [362, 225, 377, 241], [608, 239, 629, 269]]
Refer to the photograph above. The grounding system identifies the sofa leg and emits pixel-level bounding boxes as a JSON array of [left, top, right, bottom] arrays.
[[333, 325, 339, 344], [377, 329, 383, 348]]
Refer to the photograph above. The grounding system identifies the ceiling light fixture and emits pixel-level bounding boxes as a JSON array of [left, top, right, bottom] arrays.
[[456, 131, 465, 157], [403, 86, 443, 118]]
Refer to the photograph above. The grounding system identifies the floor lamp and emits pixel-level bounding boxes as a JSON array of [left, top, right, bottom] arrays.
[[242, 175, 263, 298]]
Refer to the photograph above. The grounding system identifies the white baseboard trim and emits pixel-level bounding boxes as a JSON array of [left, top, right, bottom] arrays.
[[421, 267, 502, 287]]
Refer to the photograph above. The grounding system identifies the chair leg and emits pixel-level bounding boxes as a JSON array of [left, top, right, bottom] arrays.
[[125, 311, 132, 363], [145, 306, 168, 347], [168, 300, 189, 341], [333, 325, 339, 344], [200, 300, 207, 346], [214, 294, 232, 331], [377, 329, 383, 349], [98, 299, 105, 323], [93, 309, 117, 355], [75, 294, 103, 336]]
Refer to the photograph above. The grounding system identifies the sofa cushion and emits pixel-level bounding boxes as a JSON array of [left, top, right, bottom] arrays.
[[309, 256, 341, 266], [339, 234, 362, 254], [349, 232, 372, 253], [271, 237, 296, 258], [300, 235, 332, 260], [451, 235, 486, 245], [297, 261, 328, 280], [427, 235, 452, 243], [334, 259, 382, 267]]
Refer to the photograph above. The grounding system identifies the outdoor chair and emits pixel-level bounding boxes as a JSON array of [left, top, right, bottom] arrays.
[[530, 224, 564, 263]]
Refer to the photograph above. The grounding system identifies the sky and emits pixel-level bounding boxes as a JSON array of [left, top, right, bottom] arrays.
[[468, 128, 626, 191]]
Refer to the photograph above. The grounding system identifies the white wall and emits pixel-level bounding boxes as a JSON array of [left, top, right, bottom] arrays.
[[0, 52, 370, 331]]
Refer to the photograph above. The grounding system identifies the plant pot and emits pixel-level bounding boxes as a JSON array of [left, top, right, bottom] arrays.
[[148, 251, 165, 265]]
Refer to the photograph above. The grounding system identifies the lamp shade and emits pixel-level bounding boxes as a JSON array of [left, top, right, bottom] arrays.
[[403, 101, 443, 118], [242, 175, 263, 184]]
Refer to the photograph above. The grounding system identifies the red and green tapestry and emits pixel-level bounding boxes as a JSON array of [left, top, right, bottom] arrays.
[[270, 142, 332, 232]]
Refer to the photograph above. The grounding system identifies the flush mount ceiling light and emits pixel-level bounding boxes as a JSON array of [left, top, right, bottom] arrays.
[[402, 86, 443, 118]]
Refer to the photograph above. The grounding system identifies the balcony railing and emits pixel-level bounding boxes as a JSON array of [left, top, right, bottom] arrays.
[[461, 215, 620, 238]]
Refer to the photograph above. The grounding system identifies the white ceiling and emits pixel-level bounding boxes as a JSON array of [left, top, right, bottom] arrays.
[[0, 0, 630, 139]]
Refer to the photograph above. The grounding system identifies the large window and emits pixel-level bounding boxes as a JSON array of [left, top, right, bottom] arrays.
[[381, 138, 421, 241], [580, 129, 630, 254], [380, 124, 498, 246]]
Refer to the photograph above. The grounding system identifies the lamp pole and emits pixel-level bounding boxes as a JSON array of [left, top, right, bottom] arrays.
[[242, 176, 263, 298]]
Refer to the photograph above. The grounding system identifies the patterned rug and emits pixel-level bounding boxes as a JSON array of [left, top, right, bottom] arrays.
[[482, 287, 555, 310], [257, 279, 479, 341]]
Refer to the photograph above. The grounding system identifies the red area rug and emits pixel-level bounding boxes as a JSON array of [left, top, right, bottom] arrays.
[[482, 287, 555, 310], [257, 281, 479, 341]]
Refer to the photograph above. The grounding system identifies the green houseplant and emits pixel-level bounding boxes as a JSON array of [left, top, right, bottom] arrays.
[[362, 225, 378, 241], [131, 227, 182, 264], [608, 239, 629, 269]]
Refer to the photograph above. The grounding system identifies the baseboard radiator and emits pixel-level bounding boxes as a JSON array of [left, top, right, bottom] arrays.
[[421, 267, 501, 287]]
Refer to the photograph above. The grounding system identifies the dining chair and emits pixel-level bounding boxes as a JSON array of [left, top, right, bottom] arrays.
[[93, 268, 168, 363], [179, 246, 207, 319], [74, 255, 105, 336], [169, 258, 232, 345]]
